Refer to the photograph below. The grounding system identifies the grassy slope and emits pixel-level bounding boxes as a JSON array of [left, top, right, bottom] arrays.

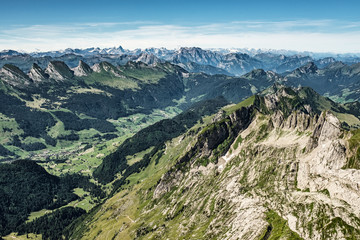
[[41, 107, 181, 176], [224, 95, 255, 115], [118, 65, 167, 84], [0, 60, 184, 160], [69, 88, 360, 239], [68, 96, 304, 239], [80, 73, 139, 90], [69, 117, 207, 240]]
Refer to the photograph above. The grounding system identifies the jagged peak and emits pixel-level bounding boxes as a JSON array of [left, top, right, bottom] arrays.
[[2, 64, 28, 78], [349, 62, 360, 75], [256, 84, 345, 118], [46, 60, 70, 70], [286, 62, 318, 77], [243, 69, 266, 78], [260, 84, 320, 100], [92, 61, 117, 72], [29, 63, 49, 82], [78, 60, 87, 67], [92, 61, 124, 77], [45, 61, 74, 81], [125, 60, 148, 68], [178, 46, 204, 53], [259, 83, 287, 95], [224, 52, 251, 60], [73, 60, 92, 77], [0, 64, 32, 87], [0, 50, 25, 57], [298, 61, 318, 73], [324, 61, 346, 69], [135, 52, 161, 65], [319, 56, 336, 62], [99, 61, 116, 68]]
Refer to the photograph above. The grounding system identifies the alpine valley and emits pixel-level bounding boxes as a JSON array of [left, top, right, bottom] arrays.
[[1, 47, 360, 240]]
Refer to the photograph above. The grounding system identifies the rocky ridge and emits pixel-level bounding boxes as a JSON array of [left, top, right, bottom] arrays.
[[0, 64, 32, 87], [73, 60, 93, 77], [28, 63, 49, 82], [45, 61, 74, 81], [150, 88, 360, 239], [69, 86, 360, 239]]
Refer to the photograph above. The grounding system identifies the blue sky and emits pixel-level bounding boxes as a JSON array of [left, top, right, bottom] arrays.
[[1, 0, 360, 52]]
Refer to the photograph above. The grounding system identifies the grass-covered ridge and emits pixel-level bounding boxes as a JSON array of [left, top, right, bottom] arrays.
[[68, 85, 360, 239], [93, 96, 228, 184], [224, 95, 255, 115]]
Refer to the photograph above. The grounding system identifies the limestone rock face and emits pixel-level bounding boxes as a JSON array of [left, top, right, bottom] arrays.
[[136, 53, 161, 65], [154, 106, 254, 198], [28, 63, 49, 82], [71, 87, 360, 240], [212, 109, 225, 123], [0, 64, 32, 87], [151, 106, 360, 239], [153, 170, 183, 199], [298, 112, 360, 215], [91, 61, 125, 78], [73, 60, 93, 77], [45, 61, 74, 81]]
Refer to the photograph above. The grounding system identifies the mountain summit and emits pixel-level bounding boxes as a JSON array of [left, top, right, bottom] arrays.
[[73, 60, 93, 77], [0, 64, 32, 87], [45, 61, 74, 81], [28, 63, 49, 82]]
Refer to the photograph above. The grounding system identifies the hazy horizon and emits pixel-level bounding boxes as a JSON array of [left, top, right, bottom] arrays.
[[1, 0, 360, 53]]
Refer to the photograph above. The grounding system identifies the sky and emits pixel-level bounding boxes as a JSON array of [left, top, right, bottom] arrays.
[[1, 0, 360, 53]]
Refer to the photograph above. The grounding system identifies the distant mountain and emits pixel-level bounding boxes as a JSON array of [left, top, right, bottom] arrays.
[[1, 58, 360, 161], [73, 60, 93, 77], [2, 46, 359, 77], [177, 62, 232, 75], [0, 60, 187, 160], [28, 63, 49, 82], [282, 61, 360, 102], [45, 61, 74, 81], [0, 64, 32, 87]]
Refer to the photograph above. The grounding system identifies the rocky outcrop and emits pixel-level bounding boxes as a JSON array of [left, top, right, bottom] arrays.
[[91, 61, 124, 78], [212, 109, 226, 123], [73, 60, 93, 77], [45, 61, 74, 81], [0, 64, 32, 87], [28, 63, 49, 82], [287, 62, 318, 78], [152, 95, 360, 239], [68, 85, 360, 240], [153, 106, 254, 198], [136, 53, 162, 65]]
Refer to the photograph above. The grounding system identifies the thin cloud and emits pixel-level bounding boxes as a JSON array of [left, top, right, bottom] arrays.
[[0, 20, 359, 53], [80, 21, 160, 27]]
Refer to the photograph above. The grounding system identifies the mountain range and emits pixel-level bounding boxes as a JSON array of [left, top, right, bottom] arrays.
[[2, 46, 359, 77], [66, 84, 360, 240], [1, 58, 360, 161], [1, 47, 360, 239]]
